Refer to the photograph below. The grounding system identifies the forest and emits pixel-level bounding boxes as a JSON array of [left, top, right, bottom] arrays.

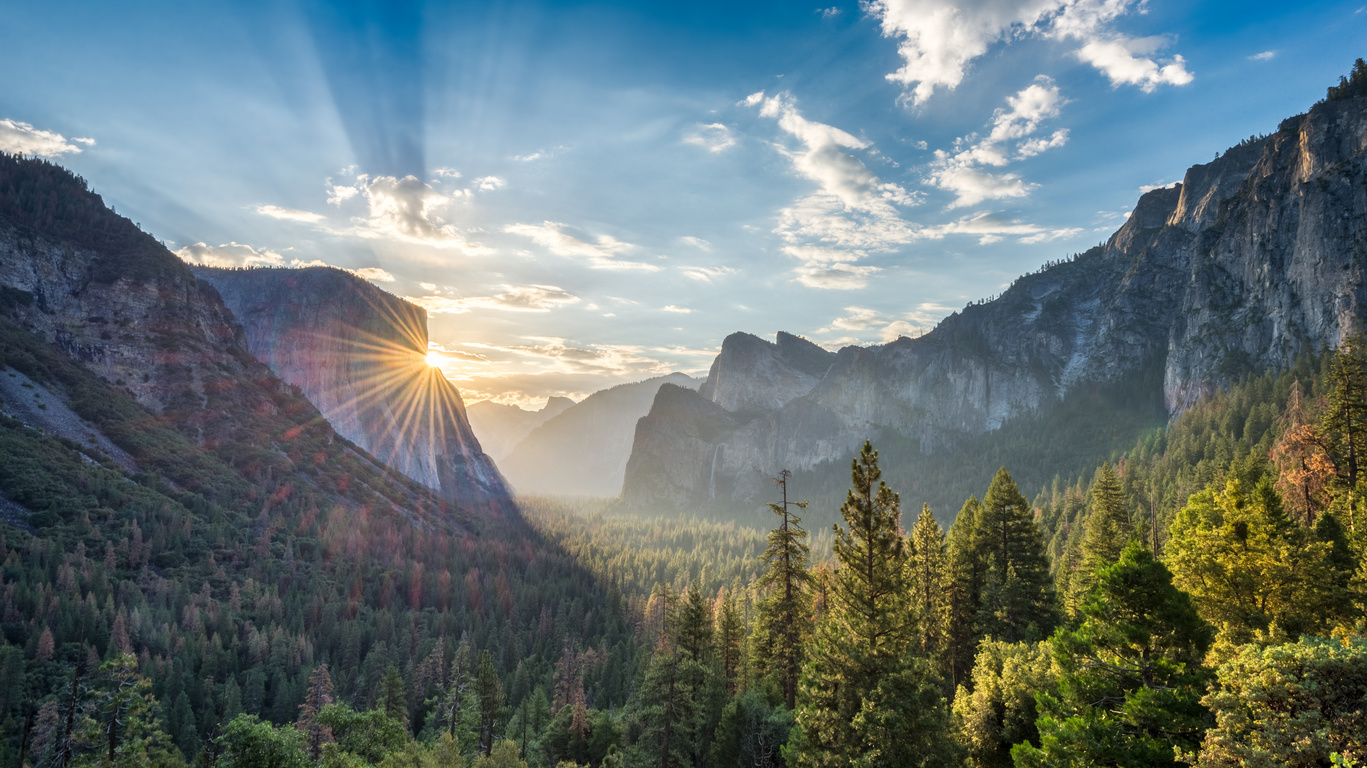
[[7, 324, 1367, 766]]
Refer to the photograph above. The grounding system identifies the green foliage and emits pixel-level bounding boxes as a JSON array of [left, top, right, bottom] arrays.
[[1189, 636, 1367, 768], [218, 715, 310, 768], [710, 690, 792, 768], [975, 469, 1058, 643], [906, 505, 950, 673], [952, 640, 1055, 768], [1324, 58, 1367, 103], [754, 478, 813, 708], [1015, 543, 1212, 768], [1167, 478, 1353, 656]]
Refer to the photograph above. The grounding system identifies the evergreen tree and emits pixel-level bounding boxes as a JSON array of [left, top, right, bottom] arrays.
[[1066, 463, 1130, 616], [716, 590, 745, 696], [296, 664, 335, 760], [906, 504, 950, 667], [1321, 335, 1367, 529], [379, 665, 408, 731], [754, 471, 812, 709], [474, 650, 507, 756], [946, 496, 986, 690], [1166, 477, 1352, 655], [974, 468, 1057, 643], [1014, 543, 1213, 768], [951, 640, 1054, 768], [791, 442, 950, 765], [441, 638, 476, 747], [677, 581, 714, 664]]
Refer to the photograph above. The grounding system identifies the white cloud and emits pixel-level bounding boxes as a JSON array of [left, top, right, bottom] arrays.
[[347, 267, 395, 282], [474, 176, 506, 191], [793, 263, 881, 290], [923, 211, 1081, 244], [819, 6, 842, 18], [407, 285, 580, 314], [1138, 180, 1180, 194], [683, 123, 736, 153], [926, 77, 1067, 207], [1074, 37, 1193, 91], [680, 236, 712, 250], [504, 221, 661, 271], [864, 0, 1191, 104], [818, 303, 952, 343], [750, 92, 922, 284], [175, 242, 285, 269], [0, 119, 91, 157], [1249, 50, 1277, 61], [662, 305, 692, 314], [255, 204, 324, 223], [680, 265, 737, 282], [327, 175, 490, 253], [433, 168, 462, 178]]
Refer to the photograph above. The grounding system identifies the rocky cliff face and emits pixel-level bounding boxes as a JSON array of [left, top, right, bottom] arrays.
[[624, 95, 1367, 510], [193, 267, 512, 512]]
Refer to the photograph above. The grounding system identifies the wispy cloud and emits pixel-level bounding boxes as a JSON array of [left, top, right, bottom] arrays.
[[1249, 50, 1277, 61], [749, 91, 919, 286], [255, 204, 324, 223], [0, 119, 92, 157], [927, 77, 1068, 208], [504, 221, 661, 271], [324, 174, 491, 253], [407, 284, 580, 314], [817, 304, 949, 344], [923, 211, 1082, 245], [865, 0, 1192, 105], [683, 123, 736, 153], [680, 265, 737, 282], [175, 242, 285, 269], [474, 176, 506, 191], [347, 267, 395, 282], [680, 236, 713, 250], [662, 305, 692, 314]]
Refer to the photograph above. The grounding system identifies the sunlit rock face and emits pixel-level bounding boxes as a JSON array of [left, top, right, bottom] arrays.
[[625, 95, 1367, 510], [194, 267, 512, 512]]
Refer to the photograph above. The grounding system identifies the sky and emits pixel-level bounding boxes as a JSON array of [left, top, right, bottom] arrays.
[[1, 0, 1364, 408]]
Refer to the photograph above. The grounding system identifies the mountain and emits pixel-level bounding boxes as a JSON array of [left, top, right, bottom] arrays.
[[467, 395, 575, 462], [192, 266, 511, 512], [499, 372, 702, 497], [0, 153, 633, 755], [624, 91, 1367, 514]]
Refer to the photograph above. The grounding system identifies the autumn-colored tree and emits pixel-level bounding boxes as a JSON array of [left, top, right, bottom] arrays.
[[1271, 380, 1334, 523], [296, 663, 334, 760]]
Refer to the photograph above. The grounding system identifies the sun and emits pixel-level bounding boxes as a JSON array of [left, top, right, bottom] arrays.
[[426, 351, 444, 368]]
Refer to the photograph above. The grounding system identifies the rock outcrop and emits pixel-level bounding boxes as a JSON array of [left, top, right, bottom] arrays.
[[193, 267, 512, 512], [624, 94, 1367, 510]]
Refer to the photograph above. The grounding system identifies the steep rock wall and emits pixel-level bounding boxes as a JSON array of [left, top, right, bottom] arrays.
[[193, 267, 511, 511]]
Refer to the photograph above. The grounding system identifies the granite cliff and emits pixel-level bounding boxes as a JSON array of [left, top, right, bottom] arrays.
[[624, 92, 1367, 511], [193, 267, 512, 512]]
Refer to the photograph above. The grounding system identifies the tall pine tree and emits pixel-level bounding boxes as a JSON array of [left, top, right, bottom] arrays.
[[790, 442, 954, 765], [754, 470, 813, 710], [974, 468, 1057, 643]]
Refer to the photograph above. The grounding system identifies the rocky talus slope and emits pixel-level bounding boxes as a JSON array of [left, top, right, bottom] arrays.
[[625, 94, 1367, 510], [193, 267, 512, 512]]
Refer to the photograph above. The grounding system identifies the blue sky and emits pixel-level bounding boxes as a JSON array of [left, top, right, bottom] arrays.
[[1, 0, 1363, 406]]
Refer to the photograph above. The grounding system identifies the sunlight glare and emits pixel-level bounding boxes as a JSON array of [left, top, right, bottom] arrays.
[[426, 351, 444, 368]]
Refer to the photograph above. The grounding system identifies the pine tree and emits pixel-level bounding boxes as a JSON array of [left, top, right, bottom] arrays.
[[441, 638, 476, 749], [1271, 380, 1334, 523], [296, 664, 334, 760], [677, 581, 714, 664], [790, 442, 949, 765], [1014, 543, 1213, 768], [1067, 463, 1130, 615], [754, 470, 812, 710], [946, 495, 985, 690], [974, 468, 1057, 643], [379, 665, 408, 730], [716, 590, 745, 696], [906, 504, 950, 667], [1321, 335, 1367, 529], [474, 650, 507, 756]]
